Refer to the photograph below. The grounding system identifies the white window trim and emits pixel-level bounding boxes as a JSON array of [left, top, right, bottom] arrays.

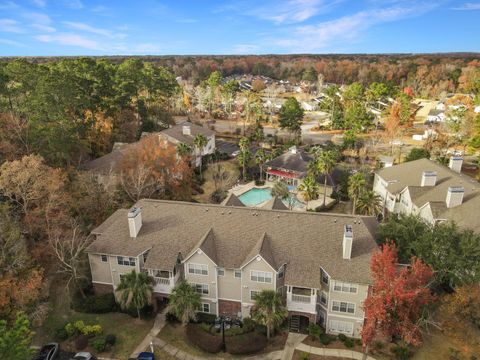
[[117, 256, 136, 266], [329, 319, 354, 335], [250, 290, 260, 301], [193, 283, 209, 295], [250, 270, 273, 284], [234, 270, 242, 278], [331, 300, 356, 314], [332, 281, 358, 294], [217, 268, 225, 276], [188, 263, 208, 276], [101, 254, 108, 262], [201, 303, 210, 313]]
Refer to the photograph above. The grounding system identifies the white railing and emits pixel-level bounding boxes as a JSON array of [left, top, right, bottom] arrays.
[[154, 277, 170, 286], [292, 294, 311, 303]]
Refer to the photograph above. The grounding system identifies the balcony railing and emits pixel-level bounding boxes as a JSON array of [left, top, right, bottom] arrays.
[[291, 294, 311, 303], [154, 277, 170, 286]]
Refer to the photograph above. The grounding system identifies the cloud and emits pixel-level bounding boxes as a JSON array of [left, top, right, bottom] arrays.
[[91, 5, 108, 13], [31, 0, 46, 7], [0, 1, 18, 10], [276, 3, 437, 52], [0, 38, 25, 47], [0, 18, 24, 33], [62, 21, 126, 39], [64, 0, 83, 9], [452, 2, 480, 10], [23, 12, 56, 33], [248, 0, 340, 24], [232, 44, 259, 54], [36, 33, 102, 50]]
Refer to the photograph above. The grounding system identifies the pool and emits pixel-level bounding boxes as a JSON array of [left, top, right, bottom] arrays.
[[238, 187, 305, 209]]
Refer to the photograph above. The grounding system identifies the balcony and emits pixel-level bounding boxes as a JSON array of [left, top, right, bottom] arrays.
[[149, 269, 179, 294], [286, 286, 317, 314]]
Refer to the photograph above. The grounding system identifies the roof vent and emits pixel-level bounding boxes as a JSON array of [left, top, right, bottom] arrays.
[[127, 207, 142, 238], [449, 156, 463, 173], [343, 225, 353, 260], [446, 186, 464, 208], [421, 171, 437, 187]]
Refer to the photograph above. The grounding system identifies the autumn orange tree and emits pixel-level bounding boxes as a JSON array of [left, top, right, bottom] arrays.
[[362, 243, 434, 353]]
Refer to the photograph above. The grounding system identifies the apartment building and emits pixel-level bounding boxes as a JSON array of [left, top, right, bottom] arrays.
[[86, 200, 378, 338], [373, 157, 480, 231]]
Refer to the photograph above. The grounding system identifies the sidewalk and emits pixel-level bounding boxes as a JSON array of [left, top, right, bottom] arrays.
[[296, 342, 376, 360], [281, 333, 307, 360], [129, 310, 166, 358]]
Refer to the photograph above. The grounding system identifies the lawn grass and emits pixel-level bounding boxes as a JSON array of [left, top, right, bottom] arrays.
[[157, 323, 212, 357], [194, 159, 240, 203], [154, 348, 177, 360], [33, 276, 154, 360]]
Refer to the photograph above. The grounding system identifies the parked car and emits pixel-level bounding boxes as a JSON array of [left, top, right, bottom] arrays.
[[137, 352, 154, 360], [70, 352, 97, 360], [33, 343, 59, 360]]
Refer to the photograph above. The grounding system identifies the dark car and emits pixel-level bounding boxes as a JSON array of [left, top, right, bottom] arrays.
[[137, 352, 154, 360], [33, 343, 59, 360]]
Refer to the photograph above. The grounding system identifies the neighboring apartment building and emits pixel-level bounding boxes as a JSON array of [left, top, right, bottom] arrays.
[[373, 157, 480, 231], [158, 121, 215, 167], [86, 200, 378, 338]]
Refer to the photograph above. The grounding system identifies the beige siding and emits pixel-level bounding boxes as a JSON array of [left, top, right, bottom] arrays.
[[89, 253, 113, 284], [327, 314, 364, 338], [218, 268, 241, 301], [109, 255, 140, 286], [184, 251, 217, 301]]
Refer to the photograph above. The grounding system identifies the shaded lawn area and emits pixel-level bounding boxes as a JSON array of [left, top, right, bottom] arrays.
[[194, 159, 240, 203], [158, 322, 287, 358], [33, 277, 154, 360]]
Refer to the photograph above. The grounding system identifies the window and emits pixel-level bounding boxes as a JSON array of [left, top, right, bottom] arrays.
[[194, 283, 209, 295], [332, 301, 355, 314], [201, 303, 210, 313], [117, 256, 136, 266], [319, 291, 327, 306], [250, 290, 260, 301], [333, 281, 358, 294], [234, 270, 242, 278], [329, 320, 353, 335], [188, 263, 208, 275], [217, 268, 225, 276], [318, 311, 326, 326], [101, 254, 108, 262], [321, 269, 329, 285], [142, 251, 149, 263], [278, 265, 284, 279], [250, 270, 272, 283]]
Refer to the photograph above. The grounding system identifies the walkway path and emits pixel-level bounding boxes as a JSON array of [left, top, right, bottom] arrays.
[[281, 333, 307, 360], [295, 342, 376, 360], [130, 311, 166, 358]]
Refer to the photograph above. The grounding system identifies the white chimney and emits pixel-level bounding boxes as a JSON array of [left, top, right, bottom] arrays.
[[182, 125, 191, 136], [446, 186, 464, 208], [128, 207, 142, 238], [342, 225, 353, 260], [449, 156, 463, 173], [421, 171, 437, 187]]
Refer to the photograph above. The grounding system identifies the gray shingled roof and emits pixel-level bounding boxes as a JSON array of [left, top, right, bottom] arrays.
[[261, 196, 289, 210], [160, 121, 214, 146], [377, 158, 480, 230], [221, 193, 245, 207], [265, 148, 312, 176], [87, 200, 378, 287]]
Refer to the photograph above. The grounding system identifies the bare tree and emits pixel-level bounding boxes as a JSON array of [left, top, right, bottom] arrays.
[[120, 163, 158, 202], [49, 222, 92, 298]]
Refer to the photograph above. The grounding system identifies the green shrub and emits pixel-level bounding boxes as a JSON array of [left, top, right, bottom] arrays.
[[307, 323, 322, 340], [72, 293, 116, 314], [300, 352, 310, 360], [90, 338, 107, 352], [55, 327, 69, 341], [391, 345, 412, 360], [225, 331, 267, 354], [338, 333, 347, 342], [105, 334, 116, 346], [186, 324, 222, 353], [199, 323, 212, 333], [65, 323, 76, 337], [242, 318, 256, 333], [211, 189, 227, 204], [374, 341, 384, 350], [165, 312, 178, 323], [319, 333, 334, 345], [196, 312, 216, 324], [344, 338, 354, 348], [82, 324, 102, 337], [255, 180, 265, 186]]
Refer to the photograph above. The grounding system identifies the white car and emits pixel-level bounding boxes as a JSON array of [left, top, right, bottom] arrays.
[[71, 352, 97, 360]]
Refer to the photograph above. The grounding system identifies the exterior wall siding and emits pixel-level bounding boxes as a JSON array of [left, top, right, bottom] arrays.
[[89, 253, 113, 284], [217, 268, 241, 300], [184, 251, 218, 303]]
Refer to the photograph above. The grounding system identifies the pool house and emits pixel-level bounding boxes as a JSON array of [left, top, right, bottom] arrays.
[[264, 146, 311, 188]]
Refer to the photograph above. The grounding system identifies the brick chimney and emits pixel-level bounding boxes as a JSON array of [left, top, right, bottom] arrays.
[[449, 156, 463, 173], [446, 186, 464, 208], [342, 225, 353, 260], [421, 171, 437, 187], [128, 207, 142, 238]]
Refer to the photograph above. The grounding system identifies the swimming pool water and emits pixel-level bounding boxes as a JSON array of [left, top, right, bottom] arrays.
[[238, 187, 305, 208]]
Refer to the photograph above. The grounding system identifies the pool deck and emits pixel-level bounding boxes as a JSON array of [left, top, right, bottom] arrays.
[[229, 181, 336, 212]]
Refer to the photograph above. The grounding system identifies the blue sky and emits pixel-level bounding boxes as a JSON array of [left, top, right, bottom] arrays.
[[0, 0, 479, 55]]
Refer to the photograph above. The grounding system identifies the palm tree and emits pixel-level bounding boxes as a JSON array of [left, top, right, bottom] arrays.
[[177, 142, 192, 160], [316, 150, 337, 208], [297, 175, 319, 209], [251, 290, 288, 340], [271, 180, 294, 209], [356, 190, 382, 216], [115, 270, 154, 320], [238, 137, 251, 181], [255, 148, 268, 181], [193, 134, 208, 180], [166, 281, 201, 326], [348, 172, 366, 215]]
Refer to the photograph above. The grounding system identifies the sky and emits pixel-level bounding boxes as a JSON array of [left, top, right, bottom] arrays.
[[0, 0, 479, 56]]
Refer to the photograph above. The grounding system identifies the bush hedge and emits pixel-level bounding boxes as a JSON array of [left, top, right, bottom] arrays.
[[195, 312, 216, 324], [225, 331, 267, 354], [71, 293, 117, 314], [90, 338, 107, 352], [186, 324, 222, 353]]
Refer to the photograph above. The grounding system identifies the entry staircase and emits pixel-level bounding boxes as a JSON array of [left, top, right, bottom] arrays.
[[289, 315, 300, 332]]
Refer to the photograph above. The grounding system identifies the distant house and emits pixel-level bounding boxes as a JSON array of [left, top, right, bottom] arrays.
[[301, 101, 317, 111], [426, 109, 445, 123], [373, 157, 480, 232], [158, 121, 215, 167]]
